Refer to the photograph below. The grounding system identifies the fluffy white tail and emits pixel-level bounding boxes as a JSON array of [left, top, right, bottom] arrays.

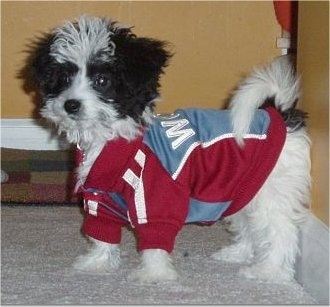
[[229, 56, 301, 145]]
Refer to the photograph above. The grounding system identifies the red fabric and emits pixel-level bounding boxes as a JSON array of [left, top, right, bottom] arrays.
[[79, 108, 286, 252], [222, 108, 286, 216], [273, 0, 294, 32], [82, 213, 123, 244]]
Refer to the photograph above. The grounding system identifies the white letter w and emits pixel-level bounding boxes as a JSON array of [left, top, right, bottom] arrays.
[[161, 119, 195, 150]]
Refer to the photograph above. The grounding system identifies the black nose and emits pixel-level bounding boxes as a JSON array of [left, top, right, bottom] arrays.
[[64, 99, 81, 114]]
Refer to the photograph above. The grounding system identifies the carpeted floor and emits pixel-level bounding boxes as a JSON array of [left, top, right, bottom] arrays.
[[1, 206, 318, 305]]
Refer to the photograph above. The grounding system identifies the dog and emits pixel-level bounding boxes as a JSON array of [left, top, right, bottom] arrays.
[[28, 15, 311, 283]]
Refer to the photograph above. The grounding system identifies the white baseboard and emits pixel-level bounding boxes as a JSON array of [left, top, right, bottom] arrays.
[[0, 119, 70, 150], [296, 214, 329, 304]]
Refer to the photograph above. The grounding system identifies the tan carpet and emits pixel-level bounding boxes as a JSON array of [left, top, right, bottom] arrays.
[[1, 206, 317, 305]]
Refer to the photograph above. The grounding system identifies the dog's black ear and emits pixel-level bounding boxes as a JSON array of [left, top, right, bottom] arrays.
[[28, 33, 56, 89], [112, 30, 172, 88], [107, 28, 173, 121], [18, 33, 56, 101]]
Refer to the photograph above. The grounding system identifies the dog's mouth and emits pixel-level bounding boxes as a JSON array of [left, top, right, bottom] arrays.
[[40, 100, 82, 133], [40, 100, 119, 145]]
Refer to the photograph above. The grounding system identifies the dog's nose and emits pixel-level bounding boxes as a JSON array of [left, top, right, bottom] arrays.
[[64, 99, 81, 114]]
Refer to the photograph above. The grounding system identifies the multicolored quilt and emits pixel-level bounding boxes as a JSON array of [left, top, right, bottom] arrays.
[[1, 148, 79, 205]]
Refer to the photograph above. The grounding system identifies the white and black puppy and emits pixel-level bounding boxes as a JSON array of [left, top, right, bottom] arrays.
[[28, 16, 311, 283]]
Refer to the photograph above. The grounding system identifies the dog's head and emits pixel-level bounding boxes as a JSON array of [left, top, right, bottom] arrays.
[[30, 16, 171, 144]]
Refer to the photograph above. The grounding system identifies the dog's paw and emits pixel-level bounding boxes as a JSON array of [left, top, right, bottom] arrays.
[[128, 265, 178, 283], [73, 239, 120, 274], [239, 264, 293, 283], [128, 249, 178, 283], [211, 243, 253, 264]]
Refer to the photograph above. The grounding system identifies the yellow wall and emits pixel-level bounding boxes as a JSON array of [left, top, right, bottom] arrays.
[[297, 1, 329, 226], [2, 1, 326, 224], [1, 1, 281, 118]]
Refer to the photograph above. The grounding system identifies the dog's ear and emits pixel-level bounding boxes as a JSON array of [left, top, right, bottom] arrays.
[[18, 33, 56, 100], [112, 30, 172, 88], [28, 33, 56, 89]]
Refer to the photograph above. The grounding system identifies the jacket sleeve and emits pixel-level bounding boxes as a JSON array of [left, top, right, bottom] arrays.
[[121, 145, 190, 253], [81, 189, 127, 244]]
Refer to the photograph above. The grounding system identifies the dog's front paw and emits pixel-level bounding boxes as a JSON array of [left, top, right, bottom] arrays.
[[211, 242, 253, 264], [73, 238, 120, 274], [128, 265, 178, 283], [128, 249, 178, 283], [239, 264, 293, 283]]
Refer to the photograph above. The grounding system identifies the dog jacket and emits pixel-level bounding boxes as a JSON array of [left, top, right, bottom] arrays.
[[79, 107, 286, 253]]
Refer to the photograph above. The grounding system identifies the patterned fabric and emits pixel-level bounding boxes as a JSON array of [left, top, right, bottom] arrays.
[[1, 148, 78, 204]]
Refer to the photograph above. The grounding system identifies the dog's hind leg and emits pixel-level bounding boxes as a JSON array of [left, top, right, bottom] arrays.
[[211, 212, 254, 264], [238, 200, 300, 282], [239, 130, 311, 282]]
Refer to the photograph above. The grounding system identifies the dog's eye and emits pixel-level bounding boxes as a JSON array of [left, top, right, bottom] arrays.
[[60, 73, 71, 85], [93, 74, 110, 89]]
